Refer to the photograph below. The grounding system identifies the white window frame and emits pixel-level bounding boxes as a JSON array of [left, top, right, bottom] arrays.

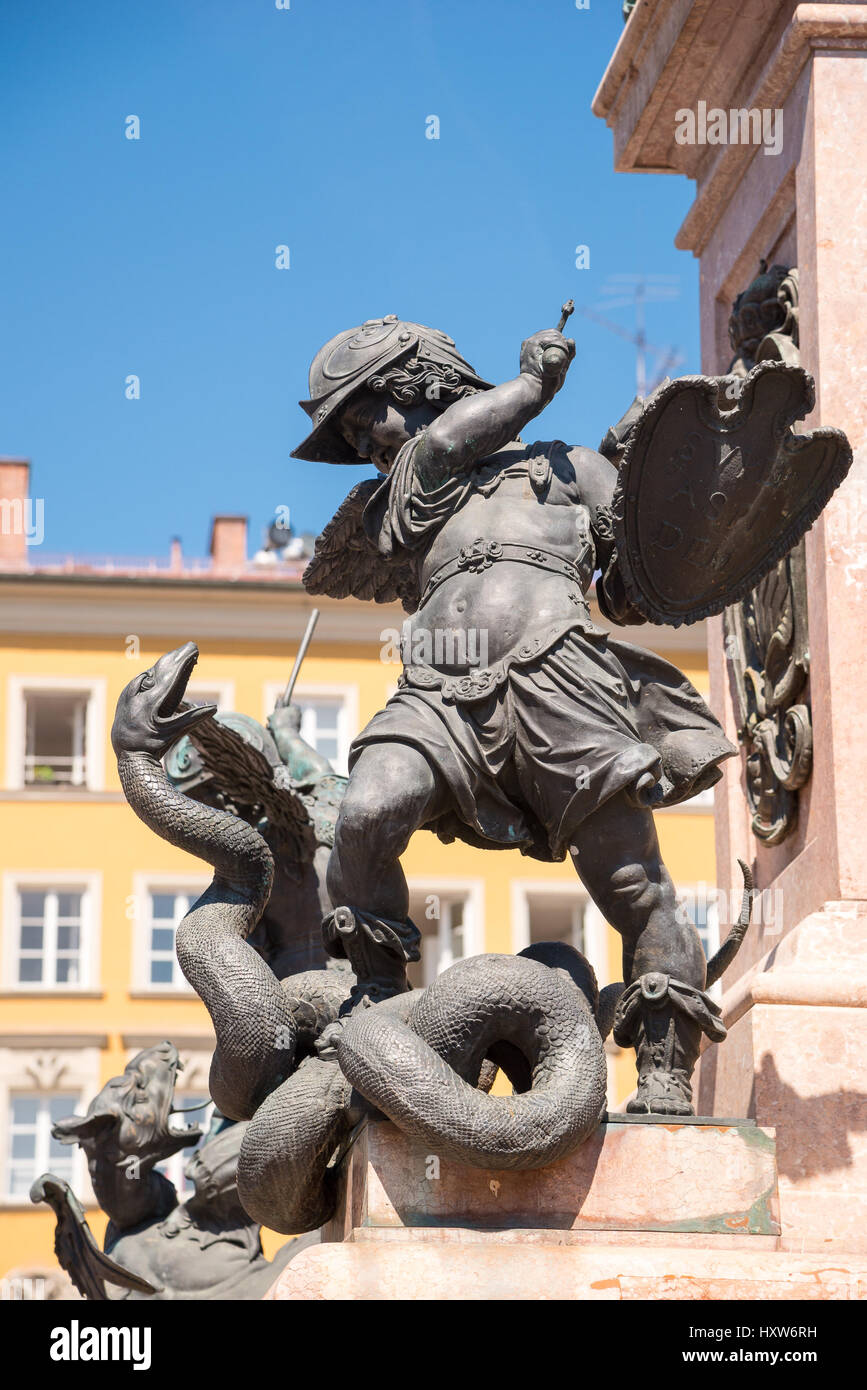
[[406, 878, 484, 987], [510, 880, 610, 987], [0, 1046, 99, 1207], [131, 873, 210, 995], [5, 675, 106, 792], [2, 872, 102, 993], [5, 1091, 81, 1202], [185, 678, 235, 713], [263, 681, 358, 776]]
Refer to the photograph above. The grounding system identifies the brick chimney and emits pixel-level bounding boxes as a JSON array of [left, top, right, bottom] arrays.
[[0, 459, 32, 569], [209, 515, 248, 572]]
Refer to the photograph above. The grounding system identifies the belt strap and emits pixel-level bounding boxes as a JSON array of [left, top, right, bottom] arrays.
[[420, 539, 588, 607]]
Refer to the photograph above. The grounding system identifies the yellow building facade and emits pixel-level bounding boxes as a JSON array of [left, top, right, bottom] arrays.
[[0, 478, 720, 1278]]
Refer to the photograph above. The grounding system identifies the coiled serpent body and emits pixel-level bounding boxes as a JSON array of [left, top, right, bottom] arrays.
[[337, 948, 607, 1170]]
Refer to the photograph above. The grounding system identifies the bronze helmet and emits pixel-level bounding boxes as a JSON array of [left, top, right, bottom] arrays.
[[291, 314, 492, 464]]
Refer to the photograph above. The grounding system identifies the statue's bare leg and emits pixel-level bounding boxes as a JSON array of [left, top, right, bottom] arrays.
[[323, 743, 445, 1006], [569, 791, 721, 1115], [568, 791, 705, 988]]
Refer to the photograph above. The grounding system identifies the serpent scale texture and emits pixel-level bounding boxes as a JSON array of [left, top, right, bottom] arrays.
[[238, 1056, 354, 1234]]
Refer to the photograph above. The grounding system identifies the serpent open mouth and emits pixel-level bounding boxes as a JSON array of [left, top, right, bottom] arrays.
[[151, 1044, 206, 1152], [167, 1106, 207, 1142], [155, 642, 217, 740], [157, 645, 199, 718]]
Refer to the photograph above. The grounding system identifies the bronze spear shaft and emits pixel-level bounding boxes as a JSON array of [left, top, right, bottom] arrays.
[[281, 607, 320, 705]]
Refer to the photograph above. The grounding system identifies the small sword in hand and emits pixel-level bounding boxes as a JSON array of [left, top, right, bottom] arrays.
[[541, 299, 575, 375]]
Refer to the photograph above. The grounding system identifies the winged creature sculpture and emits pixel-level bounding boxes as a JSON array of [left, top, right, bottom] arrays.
[[30, 1043, 302, 1300], [165, 695, 348, 980]]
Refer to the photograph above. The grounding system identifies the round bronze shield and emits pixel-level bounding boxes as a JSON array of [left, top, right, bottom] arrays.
[[611, 363, 852, 627]]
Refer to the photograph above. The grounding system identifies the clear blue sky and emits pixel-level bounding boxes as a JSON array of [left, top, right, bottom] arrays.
[[0, 0, 699, 559]]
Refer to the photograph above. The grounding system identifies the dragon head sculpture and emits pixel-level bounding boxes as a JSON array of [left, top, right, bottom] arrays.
[[52, 1043, 205, 1173], [111, 642, 216, 760]]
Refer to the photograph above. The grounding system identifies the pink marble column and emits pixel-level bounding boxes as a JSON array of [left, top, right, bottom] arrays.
[[702, 29, 867, 1254], [595, 2, 867, 1253]]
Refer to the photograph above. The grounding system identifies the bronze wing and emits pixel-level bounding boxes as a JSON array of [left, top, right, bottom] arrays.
[[30, 1174, 158, 1301], [303, 479, 420, 613], [187, 716, 316, 879]]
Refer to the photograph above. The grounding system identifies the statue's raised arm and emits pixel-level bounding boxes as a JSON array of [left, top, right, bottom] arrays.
[[411, 325, 575, 489]]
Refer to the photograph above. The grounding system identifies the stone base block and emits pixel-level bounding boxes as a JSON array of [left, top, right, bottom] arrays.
[[267, 1234, 867, 1301], [324, 1116, 780, 1239], [266, 1118, 867, 1299], [264, 1117, 867, 1300]]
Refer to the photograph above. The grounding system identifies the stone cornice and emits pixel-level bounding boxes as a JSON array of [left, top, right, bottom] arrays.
[[594, 3, 867, 252], [0, 579, 402, 648], [677, 4, 867, 255], [707, 900, 867, 1036], [121, 1031, 215, 1051], [0, 1033, 108, 1048], [0, 576, 711, 653], [592, 0, 715, 171]]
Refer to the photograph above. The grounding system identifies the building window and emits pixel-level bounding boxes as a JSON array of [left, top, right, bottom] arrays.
[[24, 691, 89, 786], [156, 1095, 213, 1199], [5, 1093, 79, 1199], [511, 884, 612, 987], [513, 887, 587, 954], [3, 878, 100, 992], [16, 889, 84, 987], [185, 681, 234, 714], [406, 887, 481, 990], [0, 1047, 99, 1206], [143, 890, 199, 991], [5, 677, 106, 792], [528, 892, 586, 951], [296, 698, 346, 769]]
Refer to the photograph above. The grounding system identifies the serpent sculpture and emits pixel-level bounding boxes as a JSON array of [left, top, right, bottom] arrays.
[[112, 643, 752, 1234]]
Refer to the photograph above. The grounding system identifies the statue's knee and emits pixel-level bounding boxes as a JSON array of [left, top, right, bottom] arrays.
[[334, 788, 383, 856], [334, 776, 418, 866], [339, 750, 433, 851], [607, 861, 664, 920]]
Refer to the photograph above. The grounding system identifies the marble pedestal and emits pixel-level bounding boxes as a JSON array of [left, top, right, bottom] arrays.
[[593, 1, 867, 1265], [266, 1118, 867, 1300]]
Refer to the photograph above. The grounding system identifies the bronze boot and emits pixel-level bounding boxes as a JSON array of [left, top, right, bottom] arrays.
[[314, 905, 421, 1056], [613, 971, 727, 1115]]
